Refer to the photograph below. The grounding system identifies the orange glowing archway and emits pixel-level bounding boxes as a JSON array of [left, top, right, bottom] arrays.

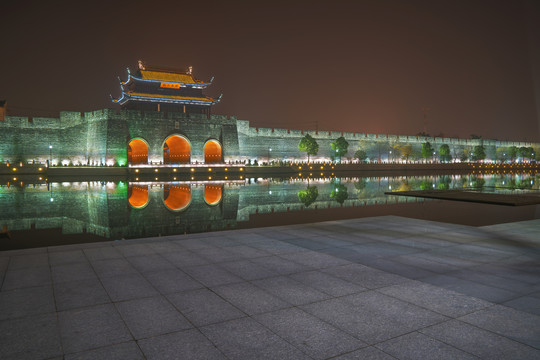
[[204, 185, 223, 206], [163, 135, 191, 164], [128, 139, 149, 165], [204, 140, 222, 163], [128, 185, 149, 208], [163, 185, 191, 211]]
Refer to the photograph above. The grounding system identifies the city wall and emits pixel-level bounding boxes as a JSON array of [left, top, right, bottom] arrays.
[[1, 109, 539, 166]]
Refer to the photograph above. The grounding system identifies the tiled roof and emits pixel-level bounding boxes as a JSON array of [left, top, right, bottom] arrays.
[[128, 92, 218, 102], [139, 70, 204, 84]]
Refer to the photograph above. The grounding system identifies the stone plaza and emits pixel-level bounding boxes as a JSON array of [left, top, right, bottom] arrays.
[[1, 215, 539, 359]]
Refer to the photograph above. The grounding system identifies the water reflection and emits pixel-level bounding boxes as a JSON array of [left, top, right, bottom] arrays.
[[0, 173, 538, 247]]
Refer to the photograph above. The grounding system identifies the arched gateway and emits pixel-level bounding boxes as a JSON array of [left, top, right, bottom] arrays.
[[128, 139, 148, 165], [204, 140, 222, 163], [163, 185, 191, 211], [163, 135, 191, 164]]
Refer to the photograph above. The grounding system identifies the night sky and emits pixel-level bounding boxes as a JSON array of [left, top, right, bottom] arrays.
[[1, 0, 539, 142]]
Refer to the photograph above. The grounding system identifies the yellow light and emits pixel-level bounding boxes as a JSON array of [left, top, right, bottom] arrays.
[[173, 168, 177, 172], [154, 169, 158, 172], [136, 177, 139, 181], [225, 168, 228, 171], [39, 177, 42, 180], [13, 177, 17, 181], [173, 177, 177, 180], [209, 176, 212, 179], [320, 166, 323, 169], [155, 177, 158, 180], [240, 168, 244, 171], [135, 169, 139, 173], [191, 168, 195, 172], [310, 166, 312, 169], [299, 166, 302, 169], [38, 168, 42, 171], [191, 176, 194, 180], [12, 168, 17, 171], [240, 176, 243, 179], [208, 168, 212, 172], [225, 176, 228, 179]]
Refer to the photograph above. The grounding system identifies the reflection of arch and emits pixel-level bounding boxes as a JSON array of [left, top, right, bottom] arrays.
[[128, 185, 149, 208], [204, 185, 223, 206], [164, 185, 191, 211], [163, 135, 191, 164], [128, 138, 149, 165], [204, 139, 222, 163]]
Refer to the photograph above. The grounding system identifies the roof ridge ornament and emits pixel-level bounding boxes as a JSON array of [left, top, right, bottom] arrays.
[[187, 66, 193, 75], [138, 60, 146, 70]]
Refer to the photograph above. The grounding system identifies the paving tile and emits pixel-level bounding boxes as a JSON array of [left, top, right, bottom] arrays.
[[322, 263, 410, 289], [252, 275, 330, 305], [378, 281, 491, 317], [143, 268, 203, 294], [115, 295, 191, 339], [51, 262, 97, 283], [331, 346, 397, 359], [182, 263, 243, 287], [139, 328, 226, 360], [83, 246, 123, 261], [195, 247, 243, 263], [301, 292, 447, 344], [59, 303, 132, 354], [201, 317, 311, 360], [421, 274, 518, 303], [248, 239, 306, 255], [360, 257, 439, 279], [290, 270, 366, 296], [53, 277, 110, 311], [458, 304, 540, 349], [420, 319, 540, 359], [49, 250, 87, 266], [167, 288, 245, 326], [212, 282, 290, 315], [64, 341, 144, 360], [255, 307, 366, 359], [146, 240, 183, 253], [0, 285, 55, 320], [91, 258, 138, 278], [114, 243, 154, 257], [0, 312, 62, 360], [1, 266, 51, 290], [250, 255, 313, 275], [161, 249, 210, 267], [279, 251, 350, 268], [8, 253, 49, 270], [219, 259, 276, 280], [392, 254, 461, 274], [503, 296, 540, 316], [375, 331, 477, 360], [226, 244, 272, 258], [101, 273, 158, 302], [126, 254, 176, 273]]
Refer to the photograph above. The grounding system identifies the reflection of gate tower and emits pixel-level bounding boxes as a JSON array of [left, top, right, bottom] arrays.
[[112, 60, 222, 115]]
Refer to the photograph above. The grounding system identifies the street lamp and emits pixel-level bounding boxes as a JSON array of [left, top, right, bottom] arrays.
[[49, 145, 53, 166], [389, 150, 392, 163], [268, 148, 272, 163]]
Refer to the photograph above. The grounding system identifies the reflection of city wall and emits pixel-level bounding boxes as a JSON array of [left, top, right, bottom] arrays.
[[0, 174, 537, 239]]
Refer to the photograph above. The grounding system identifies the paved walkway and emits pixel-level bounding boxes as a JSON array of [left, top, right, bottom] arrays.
[[1, 216, 539, 359]]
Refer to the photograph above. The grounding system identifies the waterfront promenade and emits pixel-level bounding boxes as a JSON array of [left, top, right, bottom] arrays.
[[1, 215, 539, 359]]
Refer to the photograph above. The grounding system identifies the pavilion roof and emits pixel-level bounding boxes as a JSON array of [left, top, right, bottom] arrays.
[[139, 70, 205, 84]]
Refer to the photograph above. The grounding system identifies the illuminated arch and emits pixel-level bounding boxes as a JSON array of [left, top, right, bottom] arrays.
[[204, 139, 222, 163], [128, 185, 149, 209], [163, 185, 191, 211], [204, 185, 223, 206], [163, 135, 191, 164], [128, 138, 149, 165]]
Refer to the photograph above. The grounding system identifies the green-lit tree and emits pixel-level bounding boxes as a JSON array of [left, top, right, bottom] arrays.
[[439, 144, 451, 163], [330, 183, 349, 204], [331, 137, 349, 163], [518, 146, 534, 162], [495, 147, 508, 163], [354, 149, 367, 162], [298, 186, 319, 207], [398, 144, 413, 162], [508, 146, 518, 162], [421, 142, 434, 161], [472, 145, 486, 162], [298, 134, 319, 162]]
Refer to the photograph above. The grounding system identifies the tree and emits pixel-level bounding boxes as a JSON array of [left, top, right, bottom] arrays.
[[298, 134, 319, 162], [398, 144, 413, 162], [470, 134, 482, 139], [421, 142, 434, 161], [472, 145, 486, 161], [439, 144, 451, 163], [298, 186, 318, 207], [518, 146, 534, 162], [331, 137, 349, 163], [495, 147, 508, 163], [416, 132, 430, 137], [330, 183, 348, 204], [354, 149, 367, 162], [508, 146, 518, 162]]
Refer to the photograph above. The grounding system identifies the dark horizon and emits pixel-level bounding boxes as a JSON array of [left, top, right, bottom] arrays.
[[1, 0, 539, 142]]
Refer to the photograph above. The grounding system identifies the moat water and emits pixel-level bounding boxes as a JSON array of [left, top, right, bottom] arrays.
[[1, 172, 539, 250]]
